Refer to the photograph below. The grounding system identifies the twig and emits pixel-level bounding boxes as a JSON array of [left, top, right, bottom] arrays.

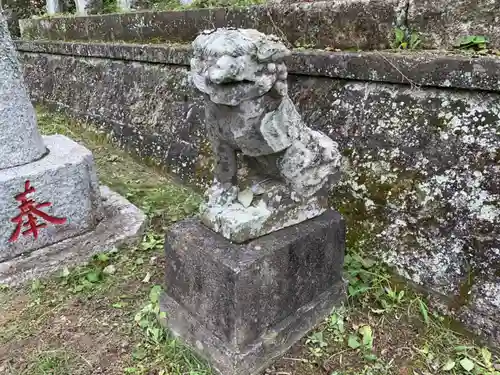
[[282, 357, 308, 362], [325, 348, 350, 362], [374, 50, 421, 90], [265, 6, 293, 49]]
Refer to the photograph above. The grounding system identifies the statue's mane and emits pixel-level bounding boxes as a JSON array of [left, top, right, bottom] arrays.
[[192, 28, 291, 63]]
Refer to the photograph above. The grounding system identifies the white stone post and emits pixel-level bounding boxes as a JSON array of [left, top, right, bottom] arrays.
[[46, 0, 63, 15], [117, 0, 133, 11], [75, 0, 103, 15]]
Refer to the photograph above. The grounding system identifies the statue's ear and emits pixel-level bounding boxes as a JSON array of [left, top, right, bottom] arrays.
[[256, 39, 291, 63]]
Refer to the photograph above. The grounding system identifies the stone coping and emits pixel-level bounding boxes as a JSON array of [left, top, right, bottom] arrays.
[[16, 40, 500, 92]]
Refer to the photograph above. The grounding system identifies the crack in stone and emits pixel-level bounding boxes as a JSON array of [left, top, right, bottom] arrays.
[[395, 0, 411, 29]]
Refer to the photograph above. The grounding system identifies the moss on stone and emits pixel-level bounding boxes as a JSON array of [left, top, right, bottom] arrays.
[[457, 267, 476, 307], [193, 138, 214, 189]]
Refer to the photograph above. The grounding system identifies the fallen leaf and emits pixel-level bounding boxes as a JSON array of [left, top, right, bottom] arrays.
[[442, 359, 456, 371], [103, 265, 116, 275], [347, 335, 361, 349], [460, 357, 474, 372], [142, 272, 152, 283]]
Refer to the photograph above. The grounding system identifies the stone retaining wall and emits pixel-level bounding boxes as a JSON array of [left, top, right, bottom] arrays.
[[17, 0, 500, 49], [16, 39, 500, 346], [19, 2, 398, 50]]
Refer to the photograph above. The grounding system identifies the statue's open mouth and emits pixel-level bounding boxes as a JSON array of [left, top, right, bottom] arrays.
[[216, 79, 255, 87]]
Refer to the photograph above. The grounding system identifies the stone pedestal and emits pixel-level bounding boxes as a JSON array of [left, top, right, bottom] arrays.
[[0, 15, 146, 285], [0, 186, 146, 286], [0, 135, 146, 287], [161, 210, 346, 375], [0, 135, 101, 261]]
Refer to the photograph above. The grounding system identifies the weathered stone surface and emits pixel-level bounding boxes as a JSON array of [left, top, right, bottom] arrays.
[[0, 185, 147, 286], [190, 28, 342, 242], [0, 15, 46, 170], [407, 0, 500, 49], [13, 0, 500, 49], [1, 7, 20, 38], [297, 79, 500, 297], [454, 279, 500, 347], [15, 40, 193, 66], [1, 0, 48, 37], [200, 178, 329, 243], [16, 43, 500, 344], [0, 134, 101, 262], [161, 210, 346, 375], [16, 40, 500, 92], [20, 51, 205, 183], [287, 50, 500, 92], [19, 1, 398, 50]]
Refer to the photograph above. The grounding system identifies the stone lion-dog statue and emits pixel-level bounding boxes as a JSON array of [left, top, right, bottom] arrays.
[[190, 28, 342, 242]]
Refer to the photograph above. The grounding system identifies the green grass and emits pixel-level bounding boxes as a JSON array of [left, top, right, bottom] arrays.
[[30, 350, 74, 375], [0, 108, 208, 375], [276, 249, 500, 375], [37, 109, 200, 230], [0, 109, 498, 375]]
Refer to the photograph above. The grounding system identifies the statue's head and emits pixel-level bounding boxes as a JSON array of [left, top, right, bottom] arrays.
[[190, 28, 291, 106]]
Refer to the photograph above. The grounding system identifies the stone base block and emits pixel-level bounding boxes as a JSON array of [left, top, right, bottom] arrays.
[[0, 134, 101, 262], [0, 185, 146, 286], [200, 178, 329, 243], [161, 210, 346, 375]]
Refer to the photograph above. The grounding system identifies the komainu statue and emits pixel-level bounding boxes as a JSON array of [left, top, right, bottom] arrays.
[[190, 28, 342, 242]]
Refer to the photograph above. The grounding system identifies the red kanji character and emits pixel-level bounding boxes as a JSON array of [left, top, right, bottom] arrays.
[[8, 180, 67, 243]]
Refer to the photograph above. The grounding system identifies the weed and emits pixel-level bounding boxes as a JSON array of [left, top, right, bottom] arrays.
[[134, 285, 166, 345], [54, 250, 121, 294], [306, 331, 328, 357], [23, 350, 74, 375], [451, 35, 500, 57], [188, 0, 264, 8], [131, 284, 213, 374], [454, 35, 489, 51], [101, 0, 119, 13], [35, 354, 69, 374], [326, 307, 347, 343], [294, 38, 317, 50], [293, 239, 500, 375], [392, 27, 422, 50], [33, 12, 74, 19]]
